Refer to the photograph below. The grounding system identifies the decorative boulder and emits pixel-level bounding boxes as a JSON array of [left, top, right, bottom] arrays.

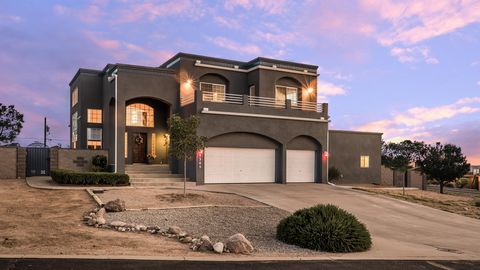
[[109, 221, 127, 227], [97, 217, 106, 225], [104, 199, 126, 212], [197, 235, 213, 252], [213, 242, 224, 254], [97, 207, 106, 218], [226, 233, 254, 254], [167, 226, 182, 235]]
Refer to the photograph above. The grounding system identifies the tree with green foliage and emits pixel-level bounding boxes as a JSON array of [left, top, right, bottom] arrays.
[[382, 140, 425, 193], [0, 104, 24, 145], [417, 142, 470, 194], [166, 115, 206, 196]]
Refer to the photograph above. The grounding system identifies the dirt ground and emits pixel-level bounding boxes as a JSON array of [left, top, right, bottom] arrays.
[[0, 179, 206, 256], [359, 188, 480, 219], [97, 188, 263, 209]]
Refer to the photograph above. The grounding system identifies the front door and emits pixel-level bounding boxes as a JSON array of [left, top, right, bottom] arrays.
[[132, 133, 147, 163]]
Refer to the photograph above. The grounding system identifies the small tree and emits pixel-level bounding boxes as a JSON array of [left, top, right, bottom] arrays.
[[166, 115, 206, 196], [417, 142, 470, 194], [381, 140, 424, 194], [0, 104, 24, 144]]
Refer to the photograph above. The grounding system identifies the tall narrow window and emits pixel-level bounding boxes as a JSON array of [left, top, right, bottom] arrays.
[[72, 87, 78, 107], [249, 85, 255, 96], [126, 103, 154, 127], [87, 127, 102, 149], [87, 109, 102, 123], [125, 132, 128, 158], [71, 112, 78, 149], [360, 156, 370, 168], [151, 133, 156, 157]]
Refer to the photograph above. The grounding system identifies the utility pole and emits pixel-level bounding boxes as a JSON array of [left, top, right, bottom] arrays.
[[44, 117, 47, 147]]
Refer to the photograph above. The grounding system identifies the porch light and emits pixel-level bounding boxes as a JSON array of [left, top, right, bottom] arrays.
[[185, 79, 192, 86], [307, 87, 314, 94], [323, 151, 329, 160]]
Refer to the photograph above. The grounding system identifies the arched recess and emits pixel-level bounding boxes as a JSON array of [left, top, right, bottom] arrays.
[[286, 135, 323, 183], [204, 132, 282, 184], [275, 76, 303, 102], [124, 97, 171, 165], [199, 73, 229, 93]]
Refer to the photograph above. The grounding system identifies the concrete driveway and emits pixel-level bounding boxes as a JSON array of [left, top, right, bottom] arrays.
[[193, 183, 480, 260]]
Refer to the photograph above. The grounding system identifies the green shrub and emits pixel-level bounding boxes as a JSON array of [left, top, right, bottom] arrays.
[[276, 204, 372, 253], [92, 155, 107, 171], [328, 167, 342, 182], [51, 169, 129, 186]]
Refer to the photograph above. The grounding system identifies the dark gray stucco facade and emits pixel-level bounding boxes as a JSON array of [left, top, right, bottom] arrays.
[[69, 52, 381, 185]]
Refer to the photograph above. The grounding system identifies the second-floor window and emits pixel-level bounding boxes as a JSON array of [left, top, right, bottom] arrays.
[[275, 85, 298, 103], [87, 109, 102, 123], [71, 111, 78, 149], [72, 87, 78, 107], [126, 103, 154, 127], [200, 82, 225, 102]]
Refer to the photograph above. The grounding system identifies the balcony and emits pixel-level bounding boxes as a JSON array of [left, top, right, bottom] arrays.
[[181, 91, 328, 122]]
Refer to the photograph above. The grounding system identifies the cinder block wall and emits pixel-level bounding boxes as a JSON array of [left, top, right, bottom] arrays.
[[17, 148, 26, 178], [56, 149, 108, 172], [0, 147, 17, 179], [381, 166, 393, 186]]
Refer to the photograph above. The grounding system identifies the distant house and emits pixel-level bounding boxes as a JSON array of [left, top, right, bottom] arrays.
[[27, 141, 47, 148], [471, 165, 480, 175]]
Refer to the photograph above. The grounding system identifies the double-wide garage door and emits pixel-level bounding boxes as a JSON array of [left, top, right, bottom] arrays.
[[204, 147, 316, 184], [204, 147, 276, 183]]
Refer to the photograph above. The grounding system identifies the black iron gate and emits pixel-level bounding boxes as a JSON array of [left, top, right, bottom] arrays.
[[26, 147, 50, 177]]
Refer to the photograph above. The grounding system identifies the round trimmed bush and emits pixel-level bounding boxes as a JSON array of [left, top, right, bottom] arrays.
[[276, 204, 372, 252]]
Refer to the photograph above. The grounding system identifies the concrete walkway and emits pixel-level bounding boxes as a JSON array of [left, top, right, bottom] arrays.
[[193, 183, 480, 260]]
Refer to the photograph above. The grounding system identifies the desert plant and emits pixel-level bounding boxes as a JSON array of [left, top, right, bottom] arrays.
[[276, 204, 372, 253], [51, 169, 129, 186], [455, 178, 469, 189], [328, 167, 342, 182]]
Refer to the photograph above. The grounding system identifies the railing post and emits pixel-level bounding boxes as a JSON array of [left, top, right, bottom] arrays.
[[286, 99, 292, 109], [322, 103, 328, 116], [243, 95, 249, 106]]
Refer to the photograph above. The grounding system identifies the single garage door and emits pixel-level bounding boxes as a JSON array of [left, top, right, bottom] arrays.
[[204, 147, 276, 183], [287, 150, 315, 182]]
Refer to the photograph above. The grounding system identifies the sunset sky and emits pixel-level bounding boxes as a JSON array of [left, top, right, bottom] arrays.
[[1, 0, 479, 164]]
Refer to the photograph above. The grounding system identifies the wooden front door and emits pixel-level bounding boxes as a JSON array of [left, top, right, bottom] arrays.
[[132, 133, 147, 163]]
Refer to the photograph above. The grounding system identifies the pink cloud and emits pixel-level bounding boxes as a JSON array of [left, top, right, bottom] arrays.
[[53, 3, 103, 24], [207, 36, 261, 55], [82, 30, 121, 49], [224, 0, 289, 15], [116, 0, 197, 23], [213, 16, 242, 29], [390, 46, 439, 64]]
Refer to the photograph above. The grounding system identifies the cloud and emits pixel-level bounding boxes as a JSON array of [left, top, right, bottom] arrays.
[[0, 14, 22, 22], [224, 0, 289, 15], [478, 81, 480, 87], [356, 97, 480, 138], [390, 46, 439, 64], [53, 4, 103, 24], [318, 66, 352, 81], [83, 31, 121, 50], [317, 80, 347, 96], [116, 0, 198, 23], [213, 16, 241, 29], [360, 0, 480, 46], [207, 36, 261, 55]]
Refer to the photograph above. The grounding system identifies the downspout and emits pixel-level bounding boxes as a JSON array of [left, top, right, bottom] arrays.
[[326, 128, 330, 184], [114, 73, 118, 173]]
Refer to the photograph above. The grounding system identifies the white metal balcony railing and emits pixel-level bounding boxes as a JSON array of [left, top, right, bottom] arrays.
[[202, 92, 243, 105], [180, 93, 195, 106], [196, 91, 324, 113]]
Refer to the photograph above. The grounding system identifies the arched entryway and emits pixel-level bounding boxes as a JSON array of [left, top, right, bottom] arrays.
[[203, 132, 281, 183], [286, 135, 322, 183], [124, 97, 170, 165]]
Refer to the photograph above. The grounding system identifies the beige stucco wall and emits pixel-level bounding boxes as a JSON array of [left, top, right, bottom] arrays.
[[0, 147, 17, 179], [408, 170, 424, 189], [381, 166, 394, 186], [55, 149, 108, 172]]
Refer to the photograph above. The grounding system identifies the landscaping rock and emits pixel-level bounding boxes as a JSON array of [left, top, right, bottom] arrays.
[[110, 221, 127, 227], [104, 199, 126, 212], [83, 215, 91, 221], [87, 218, 96, 226], [167, 226, 182, 235], [97, 207, 106, 218], [213, 242, 224, 254], [178, 231, 188, 238], [226, 233, 254, 254], [97, 217, 106, 225], [135, 224, 147, 231], [198, 235, 213, 252], [180, 236, 193, 243]]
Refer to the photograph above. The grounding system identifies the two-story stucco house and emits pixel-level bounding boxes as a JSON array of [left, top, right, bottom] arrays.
[[69, 52, 382, 185]]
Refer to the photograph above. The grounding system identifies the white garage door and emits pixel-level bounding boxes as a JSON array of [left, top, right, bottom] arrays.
[[204, 147, 276, 183], [287, 150, 315, 182]]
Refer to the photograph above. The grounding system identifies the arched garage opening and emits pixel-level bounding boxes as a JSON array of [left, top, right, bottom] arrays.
[[286, 135, 322, 183], [204, 132, 281, 184]]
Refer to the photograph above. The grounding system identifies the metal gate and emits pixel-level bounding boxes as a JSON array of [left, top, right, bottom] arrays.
[[26, 148, 50, 177]]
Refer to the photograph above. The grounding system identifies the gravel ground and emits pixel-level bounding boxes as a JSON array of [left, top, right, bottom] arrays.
[[105, 206, 321, 254]]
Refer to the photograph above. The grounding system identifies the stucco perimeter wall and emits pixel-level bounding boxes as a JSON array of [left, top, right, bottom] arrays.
[[52, 148, 108, 172], [381, 165, 394, 186], [328, 130, 382, 184], [0, 147, 18, 179]]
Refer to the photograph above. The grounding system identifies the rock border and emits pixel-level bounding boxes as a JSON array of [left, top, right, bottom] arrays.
[[83, 207, 255, 255]]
